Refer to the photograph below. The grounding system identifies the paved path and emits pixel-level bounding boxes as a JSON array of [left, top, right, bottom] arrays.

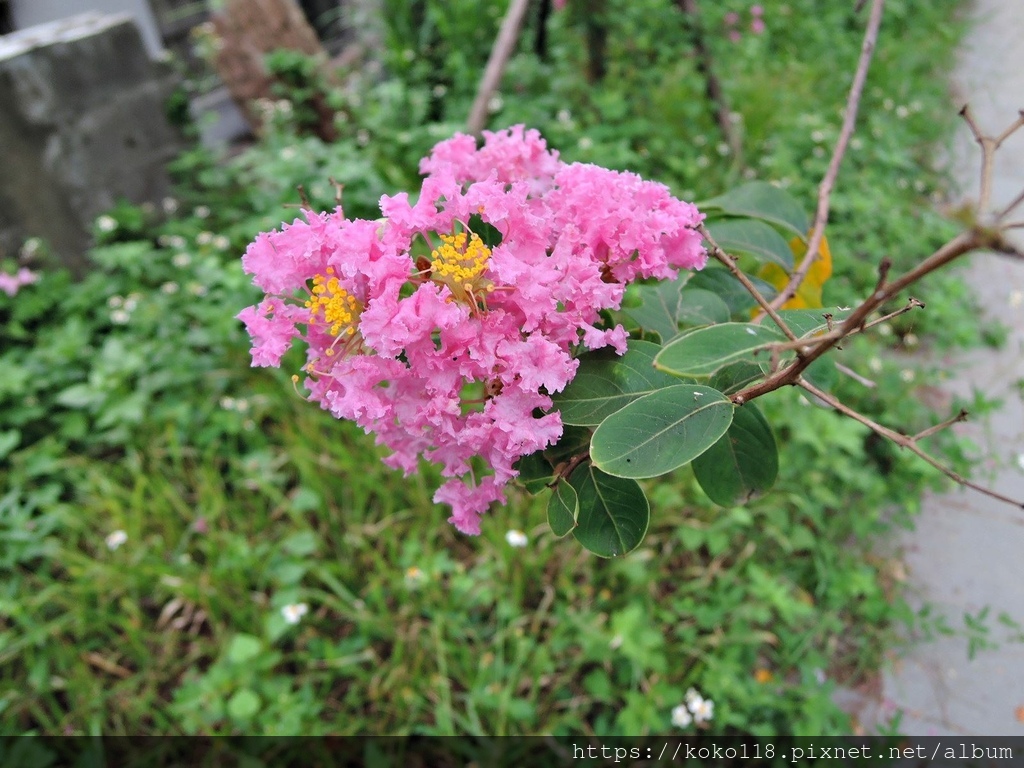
[[851, 0, 1024, 736]]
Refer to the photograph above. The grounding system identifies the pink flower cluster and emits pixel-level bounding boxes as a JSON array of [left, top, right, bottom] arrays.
[[0, 267, 39, 297], [238, 126, 705, 534]]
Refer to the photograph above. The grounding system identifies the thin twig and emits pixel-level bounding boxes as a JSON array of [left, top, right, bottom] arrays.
[[835, 362, 876, 388], [699, 223, 797, 341], [761, 0, 885, 313], [960, 106, 1024, 214], [467, 0, 532, 137], [912, 409, 968, 442], [797, 379, 1023, 509]]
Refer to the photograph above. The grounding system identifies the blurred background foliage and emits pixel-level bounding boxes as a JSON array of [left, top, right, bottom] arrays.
[[0, 0, 998, 737]]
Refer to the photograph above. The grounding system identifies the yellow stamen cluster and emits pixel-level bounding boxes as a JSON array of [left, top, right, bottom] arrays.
[[430, 232, 491, 287], [304, 268, 360, 336]]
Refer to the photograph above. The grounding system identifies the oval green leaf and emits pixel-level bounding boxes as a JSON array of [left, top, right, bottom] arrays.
[[547, 480, 579, 537], [776, 307, 854, 337], [654, 323, 785, 379], [677, 288, 731, 328], [709, 362, 765, 395], [553, 340, 680, 426], [692, 402, 778, 507], [623, 280, 684, 342], [590, 384, 734, 479], [705, 218, 795, 270], [514, 451, 554, 494], [569, 465, 649, 557], [688, 265, 778, 316], [700, 182, 810, 238]]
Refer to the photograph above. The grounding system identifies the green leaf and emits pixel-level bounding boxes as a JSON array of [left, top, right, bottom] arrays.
[[514, 451, 554, 494], [801, 356, 838, 407], [709, 362, 765, 395], [655, 323, 785, 379], [543, 424, 593, 466], [623, 280, 683, 342], [692, 402, 778, 506], [226, 688, 262, 720], [226, 634, 263, 665], [688, 265, 778, 316], [569, 465, 649, 557], [590, 385, 733, 478], [547, 481, 578, 537], [552, 340, 680, 426], [676, 288, 731, 327], [0, 430, 20, 460], [55, 383, 104, 410], [705, 218, 795, 269], [701, 182, 810, 237]]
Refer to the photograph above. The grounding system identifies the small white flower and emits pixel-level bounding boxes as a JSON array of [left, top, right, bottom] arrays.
[[557, 108, 572, 124], [123, 297, 138, 312], [505, 529, 528, 548], [187, 282, 208, 297], [20, 237, 42, 258], [609, 634, 624, 650], [196, 231, 214, 246], [172, 252, 192, 268], [404, 566, 427, 588], [281, 602, 309, 625], [896, 105, 910, 119], [868, 357, 883, 373], [107, 295, 124, 308], [716, 142, 730, 156], [695, 155, 710, 169], [356, 129, 370, 146], [402, 48, 416, 62], [883, 98, 894, 111], [811, 129, 825, 143], [432, 84, 448, 98], [850, 137, 863, 151], [812, 146, 825, 158], [691, 696, 714, 723], [900, 369, 915, 383], [487, 95, 504, 113], [671, 704, 693, 728], [220, 396, 236, 411], [169, 235, 187, 249], [194, 205, 211, 219], [96, 215, 118, 233], [281, 146, 297, 161], [160, 281, 179, 294], [213, 235, 230, 251], [903, 333, 918, 347], [234, 398, 250, 413], [110, 309, 131, 325], [162, 197, 179, 214], [684, 687, 701, 706], [105, 530, 128, 550], [577, 136, 593, 150]]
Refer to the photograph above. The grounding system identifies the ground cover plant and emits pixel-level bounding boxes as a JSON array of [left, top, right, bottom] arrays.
[[0, 0, 1006, 740]]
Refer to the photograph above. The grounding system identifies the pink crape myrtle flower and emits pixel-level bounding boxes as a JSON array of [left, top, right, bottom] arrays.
[[0, 267, 39, 297], [238, 126, 705, 534]]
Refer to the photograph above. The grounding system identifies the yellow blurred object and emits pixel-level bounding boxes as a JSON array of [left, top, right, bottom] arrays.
[[757, 232, 832, 310]]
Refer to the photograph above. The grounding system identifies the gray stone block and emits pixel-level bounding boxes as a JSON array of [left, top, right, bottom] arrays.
[[0, 12, 184, 274]]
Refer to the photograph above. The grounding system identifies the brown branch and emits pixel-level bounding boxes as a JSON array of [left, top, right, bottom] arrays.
[[677, 0, 743, 165], [467, 0, 532, 137], [698, 223, 798, 340], [797, 379, 1023, 508], [761, 0, 885, 314], [960, 106, 1024, 214], [912, 409, 968, 442]]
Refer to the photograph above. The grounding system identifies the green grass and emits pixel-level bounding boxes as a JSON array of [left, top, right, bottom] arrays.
[[0, 0, 991, 738]]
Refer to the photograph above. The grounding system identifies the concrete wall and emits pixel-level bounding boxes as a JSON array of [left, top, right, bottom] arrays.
[[0, 13, 184, 273], [9, 0, 164, 57]]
